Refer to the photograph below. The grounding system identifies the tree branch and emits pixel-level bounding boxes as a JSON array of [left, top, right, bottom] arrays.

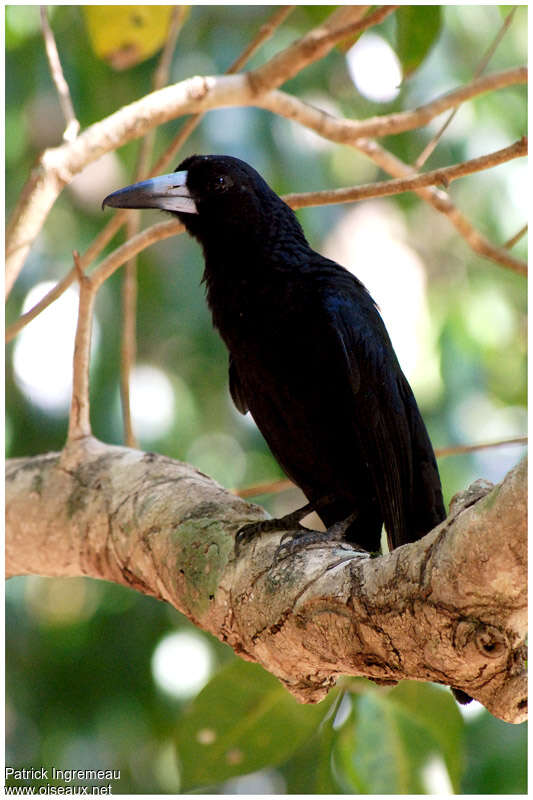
[[40, 6, 80, 142], [120, 8, 186, 448], [6, 134, 527, 345], [5, 438, 527, 724], [504, 224, 528, 250], [235, 436, 527, 499], [150, 4, 295, 177], [414, 7, 518, 168], [285, 138, 527, 209], [5, 208, 130, 342], [354, 138, 527, 275], [247, 5, 393, 94], [6, 62, 525, 297], [258, 67, 526, 142], [68, 253, 95, 441], [120, 214, 139, 448]]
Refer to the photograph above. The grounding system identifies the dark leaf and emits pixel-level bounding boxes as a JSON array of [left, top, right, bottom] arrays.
[[395, 6, 442, 77], [334, 682, 464, 793], [175, 660, 336, 791]]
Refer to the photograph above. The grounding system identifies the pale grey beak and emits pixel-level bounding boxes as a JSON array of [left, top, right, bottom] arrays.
[[102, 171, 198, 214]]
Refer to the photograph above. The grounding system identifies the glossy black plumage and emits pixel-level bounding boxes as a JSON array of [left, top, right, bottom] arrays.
[[103, 154, 446, 553]]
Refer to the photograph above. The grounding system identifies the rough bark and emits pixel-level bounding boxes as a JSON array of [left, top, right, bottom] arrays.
[[5, 437, 527, 724]]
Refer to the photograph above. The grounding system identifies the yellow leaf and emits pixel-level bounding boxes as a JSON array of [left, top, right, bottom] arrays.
[[83, 6, 182, 70]]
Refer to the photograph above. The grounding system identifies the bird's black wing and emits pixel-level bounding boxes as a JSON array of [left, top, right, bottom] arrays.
[[226, 263, 443, 551], [321, 284, 439, 550], [229, 354, 249, 414]]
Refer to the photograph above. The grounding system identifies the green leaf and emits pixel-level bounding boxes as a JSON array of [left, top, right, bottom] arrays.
[[301, 6, 340, 26], [395, 6, 442, 77], [282, 691, 345, 793], [333, 682, 465, 793], [461, 709, 527, 793], [175, 660, 336, 791], [386, 681, 465, 792]]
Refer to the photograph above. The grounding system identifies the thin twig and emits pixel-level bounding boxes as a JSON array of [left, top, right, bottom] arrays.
[[121, 214, 140, 448], [91, 219, 184, 291], [233, 437, 528, 499], [436, 436, 527, 459], [285, 138, 527, 210], [120, 6, 186, 448], [150, 5, 295, 177], [354, 138, 527, 275], [68, 252, 95, 440], [40, 6, 80, 142], [504, 224, 528, 249], [138, 5, 188, 181], [234, 478, 294, 500], [415, 8, 517, 169], [152, 6, 188, 100], [6, 211, 128, 343], [248, 5, 397, 94], [227, 5, 296, 74]]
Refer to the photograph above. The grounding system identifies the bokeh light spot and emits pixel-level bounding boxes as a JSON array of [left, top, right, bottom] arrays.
[[346, 33, 402, 103], [13, 282, 100, 413], [129, 364, 175, 441], [323, 203, 441, 402], [25, 576, 100, 626], [151, 631, 214, 700], [422, 755, 454, 794]]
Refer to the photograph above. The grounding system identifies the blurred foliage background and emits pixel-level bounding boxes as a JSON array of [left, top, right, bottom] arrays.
[[5, 5, 527, 794]]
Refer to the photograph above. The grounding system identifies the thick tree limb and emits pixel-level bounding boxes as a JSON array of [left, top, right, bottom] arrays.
[[6, 438, 527, 724]]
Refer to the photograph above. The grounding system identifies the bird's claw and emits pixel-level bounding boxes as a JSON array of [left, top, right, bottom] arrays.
[[235, 518, 290, 555], [234, 503, 315, 556], [272, 511, 365, 563], [273, 529, 323, 563]]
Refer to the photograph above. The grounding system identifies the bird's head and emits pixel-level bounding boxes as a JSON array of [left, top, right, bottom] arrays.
[[102, 154, 302, 250]]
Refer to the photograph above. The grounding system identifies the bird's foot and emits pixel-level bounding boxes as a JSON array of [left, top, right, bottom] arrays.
[[273, 511, 364, 563], [235, 503, 314, 555]]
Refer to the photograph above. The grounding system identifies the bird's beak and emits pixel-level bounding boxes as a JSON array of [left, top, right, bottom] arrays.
[[102, 171, 198, 214]]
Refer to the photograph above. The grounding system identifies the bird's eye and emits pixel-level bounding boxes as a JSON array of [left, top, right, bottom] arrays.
[[214, 174, 233, 191]]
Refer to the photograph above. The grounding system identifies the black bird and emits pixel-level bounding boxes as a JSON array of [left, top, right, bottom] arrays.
[[104, 156, 472, 705], [103, 154, 446, 555]]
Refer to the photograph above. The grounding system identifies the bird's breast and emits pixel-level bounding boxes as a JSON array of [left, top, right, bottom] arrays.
[[206, 270, 304, 351]]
